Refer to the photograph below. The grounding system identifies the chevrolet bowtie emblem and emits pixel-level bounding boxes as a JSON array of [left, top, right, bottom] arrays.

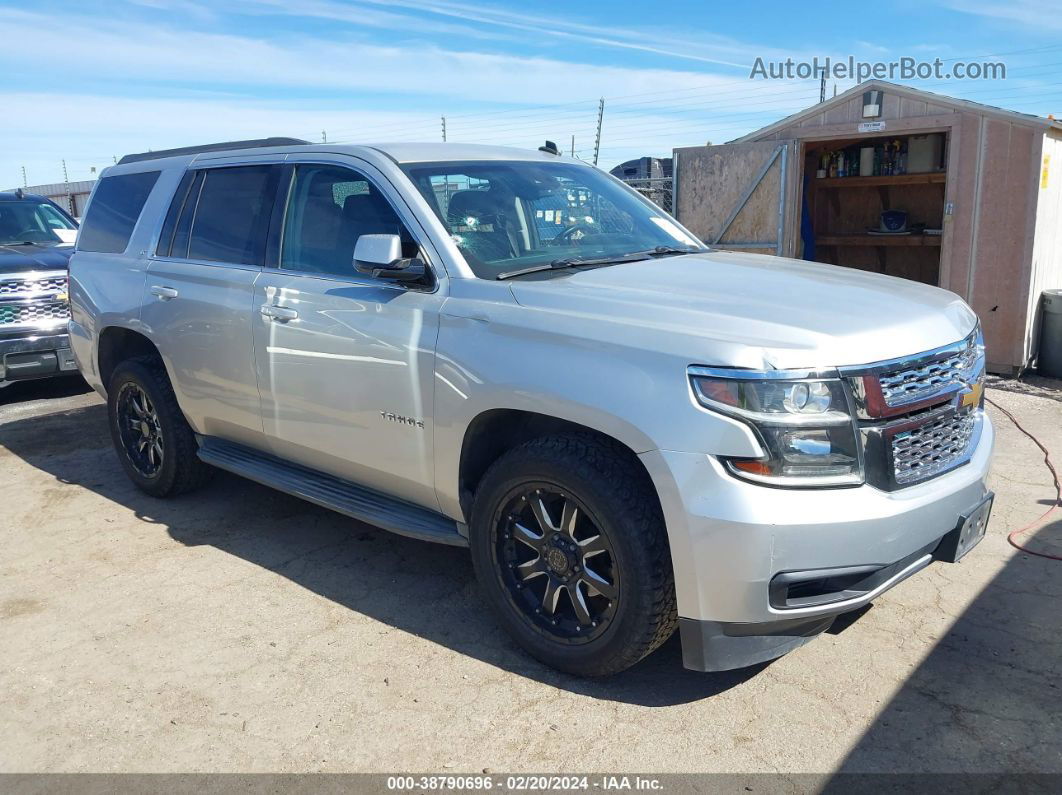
[[960, 381, 984, 409]]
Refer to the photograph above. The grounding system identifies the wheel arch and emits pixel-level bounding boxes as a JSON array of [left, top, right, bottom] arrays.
[[456, 408, 662, 525], [97, 326, 163, 393]]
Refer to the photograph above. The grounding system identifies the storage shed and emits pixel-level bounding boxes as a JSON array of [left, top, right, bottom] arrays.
[[673, 80, 1062, 374]]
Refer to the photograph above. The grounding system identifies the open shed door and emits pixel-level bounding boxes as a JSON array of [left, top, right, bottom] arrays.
[[674, 140, 797, 255]]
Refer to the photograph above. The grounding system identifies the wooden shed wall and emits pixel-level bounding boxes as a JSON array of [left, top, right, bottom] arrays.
[[955, 115, 1041, 372], [1028, 130, 1062, 362], [750, 94, 1049, 372]]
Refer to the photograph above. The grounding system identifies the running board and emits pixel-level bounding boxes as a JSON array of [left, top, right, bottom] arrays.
[[196, 437, 467, 547]]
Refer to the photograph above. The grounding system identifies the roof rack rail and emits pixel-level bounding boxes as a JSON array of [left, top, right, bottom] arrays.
[[117, 137, 311, 165]]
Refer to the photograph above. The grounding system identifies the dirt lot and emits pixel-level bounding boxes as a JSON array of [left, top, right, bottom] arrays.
[[1, 376, 1060, 775]]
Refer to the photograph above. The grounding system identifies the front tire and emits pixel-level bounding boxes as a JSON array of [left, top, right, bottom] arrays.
[[470, 435, 676, 676], [107, 356, 211, 497]]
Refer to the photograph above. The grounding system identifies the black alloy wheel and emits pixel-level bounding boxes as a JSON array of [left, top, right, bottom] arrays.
[[494, 485, 619, 644], [107, 356, 212, 497], [470, 434, 677, 676], [116, 382, 165, 478]]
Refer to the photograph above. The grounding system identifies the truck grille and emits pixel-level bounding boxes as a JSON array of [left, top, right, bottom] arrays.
[[891, 409, 977, 486], [0, 275, 67, 298], [843, 329, 986, 490], [877, 335, 979, 409], [0, 301, 70, 328]]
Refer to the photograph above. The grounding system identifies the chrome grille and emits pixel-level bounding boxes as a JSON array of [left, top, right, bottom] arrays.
[[878, 335, 978, 408], [0, 301, 70, 328], [0, 275, 67, 298], [891, 410, 977, 485]]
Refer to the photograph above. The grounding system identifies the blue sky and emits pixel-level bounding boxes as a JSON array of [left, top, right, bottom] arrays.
[[2, 0, 1061, 188]]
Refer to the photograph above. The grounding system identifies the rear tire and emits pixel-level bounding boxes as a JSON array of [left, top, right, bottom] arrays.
[[107, 356, 211, 497], [469, 434, 676, 676]]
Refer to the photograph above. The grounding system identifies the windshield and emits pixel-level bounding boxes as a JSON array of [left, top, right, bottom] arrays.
[[0, 199, 78, 246], [402, 160, 705, 279]]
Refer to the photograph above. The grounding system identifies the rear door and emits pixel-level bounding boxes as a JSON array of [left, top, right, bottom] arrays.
[[251, 157, 445, 510], [142, 161, 281, 448]]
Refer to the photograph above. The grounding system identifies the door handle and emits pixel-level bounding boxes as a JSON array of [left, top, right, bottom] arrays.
[[260, 304, 298, 322], [150, 285, 179, 300]]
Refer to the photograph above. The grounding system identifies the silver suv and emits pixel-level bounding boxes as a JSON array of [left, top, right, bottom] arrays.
[[68, 139, 994, 676]]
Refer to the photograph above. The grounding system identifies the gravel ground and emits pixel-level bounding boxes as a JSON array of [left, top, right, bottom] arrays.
[[0, 376, 1059, 775]]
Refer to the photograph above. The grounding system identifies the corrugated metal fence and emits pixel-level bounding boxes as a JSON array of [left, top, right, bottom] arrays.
[[22, 180, 96, 219]]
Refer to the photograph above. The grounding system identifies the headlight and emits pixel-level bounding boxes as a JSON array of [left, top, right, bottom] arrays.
[[689, 368, 863, 487]]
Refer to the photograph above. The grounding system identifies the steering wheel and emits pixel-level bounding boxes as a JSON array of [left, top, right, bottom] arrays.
[[551, 222, 599, 245], [14, 228, 45, 241]]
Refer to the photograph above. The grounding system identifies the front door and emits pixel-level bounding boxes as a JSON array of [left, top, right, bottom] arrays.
[[252, 159, 444, 510]]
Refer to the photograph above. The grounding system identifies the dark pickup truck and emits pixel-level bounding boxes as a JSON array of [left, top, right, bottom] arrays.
[[0, 189, 80, 386]]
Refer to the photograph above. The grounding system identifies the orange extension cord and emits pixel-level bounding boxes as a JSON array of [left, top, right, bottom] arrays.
[[986, 396, 1062, 561]]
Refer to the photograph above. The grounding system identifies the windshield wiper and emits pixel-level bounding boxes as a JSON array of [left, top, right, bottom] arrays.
[[495, 252, 650, 280], [636, 245, 704, 257]]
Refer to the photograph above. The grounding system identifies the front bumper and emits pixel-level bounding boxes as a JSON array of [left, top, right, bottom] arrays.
[[0, 333, 78, 383], [640, 413, 994, 671]]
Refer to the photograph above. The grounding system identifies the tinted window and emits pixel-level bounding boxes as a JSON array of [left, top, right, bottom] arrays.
[[156, 170, 196, 258], [78, 171, 160, 253], [169, 171, 204, 259], [185, 165, 278, 265], [279, 164, 414, 277]]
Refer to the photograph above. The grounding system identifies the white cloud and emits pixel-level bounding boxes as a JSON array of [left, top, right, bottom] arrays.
[[943, 0, 1062, 31], [0, 6, 818, 185], [0, 8, 736, 104], [229, 0, 798, 69]]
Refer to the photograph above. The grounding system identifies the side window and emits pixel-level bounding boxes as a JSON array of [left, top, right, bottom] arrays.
[[156, 170, 197, 258], [183, 165, 278, 265], [37, 204, 70, 230], [280, 164, 414, 277], [78, 171, 160, 253]]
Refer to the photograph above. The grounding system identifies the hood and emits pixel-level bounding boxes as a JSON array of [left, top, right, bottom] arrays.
[[0, 243, 74, 274], [507, 250, 976, 370]]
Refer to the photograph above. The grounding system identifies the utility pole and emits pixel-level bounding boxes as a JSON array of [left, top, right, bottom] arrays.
[[819, 73, 826, 103], [21, 166, 27, 187], [571, 135, 575, 157], [321, 130, 327, 143], [441, 115, 447, 142], [62, 159, 69, 184], [592, 97, 604, 166]]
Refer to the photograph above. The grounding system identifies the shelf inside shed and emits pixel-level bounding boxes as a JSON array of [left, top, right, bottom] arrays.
[[802, 134, 949, 286]]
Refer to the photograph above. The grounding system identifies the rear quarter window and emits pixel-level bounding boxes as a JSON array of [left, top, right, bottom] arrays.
[[77, 171, 160, 253]]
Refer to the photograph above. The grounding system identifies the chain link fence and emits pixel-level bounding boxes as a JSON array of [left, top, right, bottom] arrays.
[[619, 177, 673, 215]]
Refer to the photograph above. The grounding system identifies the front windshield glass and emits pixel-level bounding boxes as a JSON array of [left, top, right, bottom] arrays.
[[0, 199, 78, 245], [403, 160, 705, 279]]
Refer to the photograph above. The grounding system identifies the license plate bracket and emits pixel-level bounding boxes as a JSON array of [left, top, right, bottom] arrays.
[[937, 492, 993, 563]]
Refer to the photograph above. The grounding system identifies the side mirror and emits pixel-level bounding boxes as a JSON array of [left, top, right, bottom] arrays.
[[353, 234, 428, 283]]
